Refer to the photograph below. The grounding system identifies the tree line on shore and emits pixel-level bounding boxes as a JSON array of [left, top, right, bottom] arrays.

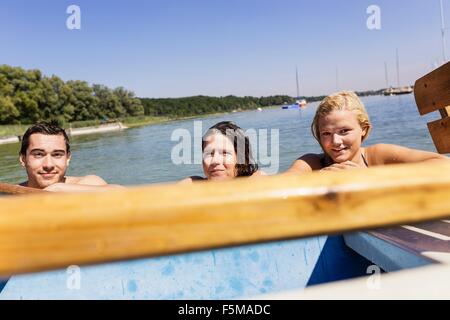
[[140, 95, 295, 118], [0, 64, 383, 126], [0, 65, 144, 125]]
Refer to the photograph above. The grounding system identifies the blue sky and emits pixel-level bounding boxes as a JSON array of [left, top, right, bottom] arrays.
[[0, 0, 448, 97]]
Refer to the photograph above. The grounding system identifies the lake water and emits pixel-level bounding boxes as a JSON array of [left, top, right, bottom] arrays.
[[0, 94, 443, 186]]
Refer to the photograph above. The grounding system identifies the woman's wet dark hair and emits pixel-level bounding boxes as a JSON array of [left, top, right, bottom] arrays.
[[202, 121, 258, 177], [20, 121, 70, 156]]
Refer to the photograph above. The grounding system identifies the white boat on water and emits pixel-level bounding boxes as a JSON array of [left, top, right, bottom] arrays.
[[297, 99, 307, 107], [282, 99, 307, 110], [281, 68, 308, 110], [383, 86, 414, 96]]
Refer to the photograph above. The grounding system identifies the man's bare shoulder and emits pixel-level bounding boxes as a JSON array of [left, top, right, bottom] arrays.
[[66, 175, 108, 186]]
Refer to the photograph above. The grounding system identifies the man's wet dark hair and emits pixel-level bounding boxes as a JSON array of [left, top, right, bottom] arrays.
[[20, 122, 70, 156], [202, 121, 258, 177]]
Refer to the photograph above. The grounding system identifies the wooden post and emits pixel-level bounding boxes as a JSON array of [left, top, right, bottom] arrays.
[[414, 62, 450, 153]]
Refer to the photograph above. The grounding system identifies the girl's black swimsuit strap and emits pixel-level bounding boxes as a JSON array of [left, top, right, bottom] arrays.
[[321, 153, 369, 168], [361, 152, 369, 167]]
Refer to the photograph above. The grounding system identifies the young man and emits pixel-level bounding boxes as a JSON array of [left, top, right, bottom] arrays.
[[19, 122, 122, 192]]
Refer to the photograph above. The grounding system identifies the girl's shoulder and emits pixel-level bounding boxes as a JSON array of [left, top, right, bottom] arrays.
[[287, 153, 325, 173], [364, 144, 391, 166]]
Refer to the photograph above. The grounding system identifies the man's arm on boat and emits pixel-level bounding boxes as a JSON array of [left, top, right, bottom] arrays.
[[44, 175, 125, 192]]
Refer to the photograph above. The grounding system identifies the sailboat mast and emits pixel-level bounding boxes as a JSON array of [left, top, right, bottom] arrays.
[[384, 61, 389, 88], [441, 0, 448, 63], [396, 48, 401, 87], [336, 67, 339, 91], [295, 67, 300, 99]]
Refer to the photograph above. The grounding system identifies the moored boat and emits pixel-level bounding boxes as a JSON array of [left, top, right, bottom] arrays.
[[383, 86, 413, 96]]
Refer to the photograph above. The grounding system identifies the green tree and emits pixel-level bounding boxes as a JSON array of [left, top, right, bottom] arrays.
[[0, 95, 20, 124]]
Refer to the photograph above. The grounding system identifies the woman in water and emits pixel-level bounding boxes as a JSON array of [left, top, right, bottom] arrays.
[[180, 121, 262, 183], [286, 91, 448, 173]]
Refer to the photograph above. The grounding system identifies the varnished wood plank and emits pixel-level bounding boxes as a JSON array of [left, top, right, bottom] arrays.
[[412, 221, 450, 237], [0, 162, 449, 276], [439, 106, 450, 118], [414, 62, 450, 115], [427, 117, 450, 154], [370, 226, 450, 255]]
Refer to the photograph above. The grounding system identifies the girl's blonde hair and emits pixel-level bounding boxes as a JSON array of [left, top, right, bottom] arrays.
[[311, 91, 372, 143]]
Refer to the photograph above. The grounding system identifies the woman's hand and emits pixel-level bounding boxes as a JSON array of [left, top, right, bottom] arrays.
[[250, 170, 268, 177], [320, 161, 364, 172]]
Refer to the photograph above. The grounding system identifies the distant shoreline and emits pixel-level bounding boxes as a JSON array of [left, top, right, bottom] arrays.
[[0, 109, 251, 145], [0, 91, 390, 145], [0, 119, 161, 145]]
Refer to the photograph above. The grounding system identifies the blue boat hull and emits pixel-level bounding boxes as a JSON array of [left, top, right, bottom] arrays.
[[282, 105, 300, 110], [0, 236, 371, 299]]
